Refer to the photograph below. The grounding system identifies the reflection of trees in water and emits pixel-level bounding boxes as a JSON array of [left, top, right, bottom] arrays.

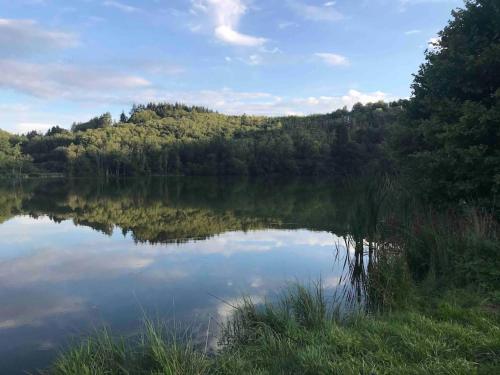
[[0, 176, 356, 244]]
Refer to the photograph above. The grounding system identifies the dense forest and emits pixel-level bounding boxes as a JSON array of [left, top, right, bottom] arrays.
[[1, 0, 498, 208], [5, 101, 403, 179]]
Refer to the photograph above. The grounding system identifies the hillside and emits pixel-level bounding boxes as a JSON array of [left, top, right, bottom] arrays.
[[13, 101, 404, 177]]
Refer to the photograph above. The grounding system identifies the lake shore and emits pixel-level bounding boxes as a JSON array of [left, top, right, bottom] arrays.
[[50, 286, 500, 374]]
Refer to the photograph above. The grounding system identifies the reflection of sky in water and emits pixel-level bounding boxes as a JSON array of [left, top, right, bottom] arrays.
[[0, 216, 348, 374]]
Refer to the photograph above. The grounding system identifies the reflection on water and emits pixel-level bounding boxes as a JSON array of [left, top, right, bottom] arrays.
[[0, 177, 378, 374]]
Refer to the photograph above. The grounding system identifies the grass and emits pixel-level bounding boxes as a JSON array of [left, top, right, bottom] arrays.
[[49, 285, 500, 375], [50, 321, 211, 375]]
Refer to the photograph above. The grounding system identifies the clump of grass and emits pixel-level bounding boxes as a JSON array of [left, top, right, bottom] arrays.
[[220, 282, 340, 350], [51, 320, 210, 375], [51, 328, 127, 375], [401, 207, 500, 290], [215, 285, 500, 375]]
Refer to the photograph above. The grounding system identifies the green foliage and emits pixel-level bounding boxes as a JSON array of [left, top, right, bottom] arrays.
[[14, 102, 400, 177], [402, 207, 500, 290], [392, 0, 500, 204], [71, 112, 113, 132], [0, 129, 32, 177]]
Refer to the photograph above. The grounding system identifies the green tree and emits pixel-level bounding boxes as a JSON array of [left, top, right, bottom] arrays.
[[393, 0, 500, 203]]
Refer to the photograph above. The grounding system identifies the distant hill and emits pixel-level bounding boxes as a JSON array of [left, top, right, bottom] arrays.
[[9, 101, 404, 177]]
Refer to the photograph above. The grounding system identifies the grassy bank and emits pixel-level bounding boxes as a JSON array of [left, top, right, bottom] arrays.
[[50, 286, 499, 375]]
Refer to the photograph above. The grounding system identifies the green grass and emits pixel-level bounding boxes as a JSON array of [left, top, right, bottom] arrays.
[[49, 285, 500, 375], [50, 321, 211, 375]]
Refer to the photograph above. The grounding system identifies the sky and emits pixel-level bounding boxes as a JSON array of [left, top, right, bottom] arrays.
[[0, 0, 462, 133]]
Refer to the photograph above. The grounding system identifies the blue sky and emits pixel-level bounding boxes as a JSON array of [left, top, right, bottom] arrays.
[[0, 0, 462, 133]]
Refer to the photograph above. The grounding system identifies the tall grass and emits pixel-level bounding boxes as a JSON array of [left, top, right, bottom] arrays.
[[401, 207, 500, 291], [50, 320, 210, 375], [49, 283, 500, 374]]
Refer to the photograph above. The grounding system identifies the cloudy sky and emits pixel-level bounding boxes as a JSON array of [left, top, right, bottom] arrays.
[[0, 0, 461, 133]]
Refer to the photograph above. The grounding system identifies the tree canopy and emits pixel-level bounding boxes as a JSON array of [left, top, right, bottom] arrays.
[[393, 0, 500, 203], [13, 101, 401, 178]]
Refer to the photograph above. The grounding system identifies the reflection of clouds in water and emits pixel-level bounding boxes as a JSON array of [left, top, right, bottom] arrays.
[[0, 294, 84, 330], [137, 268, 190, 282], [0, 248, 154, 287], [216, 295, 265, 320], [138, 229, 340, 257], [323, 276, 343, 288], [0, 218, 343, 334], [250, 276, 264, 288], [0, 226, 341, 288], [0, 215, 79, 240]]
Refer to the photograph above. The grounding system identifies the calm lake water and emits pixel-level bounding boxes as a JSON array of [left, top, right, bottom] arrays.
[[0, 177, 367, 374]]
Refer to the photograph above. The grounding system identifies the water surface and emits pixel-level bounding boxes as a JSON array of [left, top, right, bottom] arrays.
[[0, 177, 364, 374]]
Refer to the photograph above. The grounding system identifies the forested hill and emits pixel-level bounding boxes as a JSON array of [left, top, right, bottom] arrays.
[[3, 101, 405, 177]]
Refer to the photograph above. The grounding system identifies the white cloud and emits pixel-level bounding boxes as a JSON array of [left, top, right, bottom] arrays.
[[290, 1, 343, 22], [315, 52, 350, 66], [238, 54, 263, 65], [285, 89, 395, 115], [103, 0, 140, 13], [0, 18, 78, 57], [191, 0, 266, 46], [0, 59, 151, 99], [145, 88, 395, 116], [278, 21, 297, 29], [404, 29, 421, 35], [428, 36, 440, 44], [428, 36, 442, 51], [16, 122, 53, 134]]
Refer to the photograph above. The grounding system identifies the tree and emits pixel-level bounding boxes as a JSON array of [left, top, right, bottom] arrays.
[[46, 126, 68, 137], [394, 0, 500, 203], [120, 111, 128, 123]]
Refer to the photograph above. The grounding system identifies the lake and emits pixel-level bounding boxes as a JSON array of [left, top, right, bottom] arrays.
[[0, 177, 370, 374]]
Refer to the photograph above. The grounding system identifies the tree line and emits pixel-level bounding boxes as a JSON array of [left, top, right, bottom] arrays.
[[12, 101, 404, 178]]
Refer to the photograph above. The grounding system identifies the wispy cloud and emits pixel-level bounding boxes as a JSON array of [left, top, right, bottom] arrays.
[[398, 0, 459, 12], [315, 52, 349, 66], [0, 59, 151, 99], [289, 1, 344, 22], [0, 18, 78, 57], [103, 0, 140, 13], [191, 0, 266, 46], [404, 29, 421, 35], [239, 54, 263, 65], [278, 21, 297, 30]]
